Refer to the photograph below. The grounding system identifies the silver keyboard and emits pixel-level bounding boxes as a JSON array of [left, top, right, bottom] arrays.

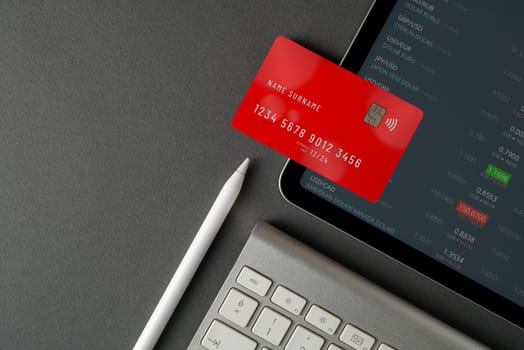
[[186, 222, 489, 350]]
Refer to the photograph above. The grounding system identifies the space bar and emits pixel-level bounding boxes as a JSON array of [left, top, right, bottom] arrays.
[[201, 319, 257, 350]]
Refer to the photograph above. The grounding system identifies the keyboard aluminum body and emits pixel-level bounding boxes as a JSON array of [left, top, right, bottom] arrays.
[[186, 222, 489, 350]]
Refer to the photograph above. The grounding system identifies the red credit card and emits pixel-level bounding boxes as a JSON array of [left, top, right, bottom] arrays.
[[232, 36, 423, 202]]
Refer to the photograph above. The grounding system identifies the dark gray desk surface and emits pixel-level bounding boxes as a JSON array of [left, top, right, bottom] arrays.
[[1, 1, 522, 349]]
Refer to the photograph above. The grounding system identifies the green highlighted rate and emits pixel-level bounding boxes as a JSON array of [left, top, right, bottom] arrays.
[[485, 163, 511, 185]]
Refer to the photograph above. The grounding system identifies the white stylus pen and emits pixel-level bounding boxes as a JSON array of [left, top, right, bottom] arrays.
[[133, 158, 250, 350]]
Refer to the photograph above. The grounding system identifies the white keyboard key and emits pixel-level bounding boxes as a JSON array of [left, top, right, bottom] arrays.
[[378, 343, 398, 350], [327, 344, 345, 350], [305, 304, 341, 335], [218, 288, 258, 327], [252, 307, 292, 346], [340, 324, 376, 350], [271, 285, 307, 315], [237, 266, 272, 296], [201, 319, 257, 350], [285, 325, 325, 350]]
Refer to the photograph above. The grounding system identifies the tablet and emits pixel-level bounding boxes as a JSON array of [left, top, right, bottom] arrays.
[[280, 0, 524, 329]]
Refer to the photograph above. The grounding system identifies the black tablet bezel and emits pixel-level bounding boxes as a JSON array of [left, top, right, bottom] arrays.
[[279, 0, 524, 329]]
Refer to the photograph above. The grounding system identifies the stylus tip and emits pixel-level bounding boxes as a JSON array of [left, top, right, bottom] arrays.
[[236, 158, 250, 175]]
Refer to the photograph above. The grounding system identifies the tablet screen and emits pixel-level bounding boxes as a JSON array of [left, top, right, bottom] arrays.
[[281, 0, 523, 326]]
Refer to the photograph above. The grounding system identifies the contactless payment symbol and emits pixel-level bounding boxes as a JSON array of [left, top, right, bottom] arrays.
[[384, 117, 399, 132]]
